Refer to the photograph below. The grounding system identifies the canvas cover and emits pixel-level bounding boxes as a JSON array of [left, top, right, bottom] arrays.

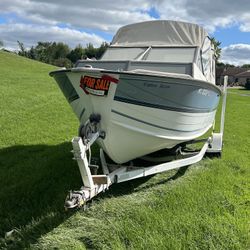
[[111, 20, 208, 47]]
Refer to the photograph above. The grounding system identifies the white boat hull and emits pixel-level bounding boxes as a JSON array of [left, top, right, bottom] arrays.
[[107, 103, 215, 163], [51, 69, 220, 163]]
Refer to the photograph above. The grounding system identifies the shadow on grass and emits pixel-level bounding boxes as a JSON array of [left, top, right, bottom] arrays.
[[0, 143, 189, 249], [103, 165, 189, 198], [0, 142, 82, 249], [238, 87, 250, 91], [237, 88, 250, 94]]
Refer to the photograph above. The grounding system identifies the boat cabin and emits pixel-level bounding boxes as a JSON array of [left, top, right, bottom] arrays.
[[76, 20, 216, 84]]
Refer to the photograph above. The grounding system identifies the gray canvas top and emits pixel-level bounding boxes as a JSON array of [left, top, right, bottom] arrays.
[[111, 20, 208, 47]]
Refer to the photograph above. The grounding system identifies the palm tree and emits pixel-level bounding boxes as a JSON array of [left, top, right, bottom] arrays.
[[210, 37, 221, 62]]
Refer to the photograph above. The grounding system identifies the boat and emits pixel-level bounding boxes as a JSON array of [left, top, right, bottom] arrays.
[[50, 20, 221, 164]]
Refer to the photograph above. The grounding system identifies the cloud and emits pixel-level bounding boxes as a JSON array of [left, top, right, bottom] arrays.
[[155, 0, 250, 33], [239, 13, 250, 32], [0, 23, 104, 50], [0, 0, 156, 50], [1, 0, 250, 34], [0, 0, 155, 32], [1, 0, 250, 66], [221, 44, 250, 65]]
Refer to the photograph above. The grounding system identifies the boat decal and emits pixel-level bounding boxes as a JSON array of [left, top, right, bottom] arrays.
[[80, 74, 118, 96], [101, 74, 119, 84], [111, 110, 204, 133], [114, 96, 215, 113]]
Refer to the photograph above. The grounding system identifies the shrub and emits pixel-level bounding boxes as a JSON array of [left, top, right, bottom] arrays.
[[53, 57, 72, 68], [245, 79, 250, 90]]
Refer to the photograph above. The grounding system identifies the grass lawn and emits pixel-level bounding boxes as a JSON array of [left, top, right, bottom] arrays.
[[0, 50, 249, 249]]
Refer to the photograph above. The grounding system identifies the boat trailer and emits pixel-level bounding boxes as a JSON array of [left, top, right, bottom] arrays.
[[65, 77, 228, 210]]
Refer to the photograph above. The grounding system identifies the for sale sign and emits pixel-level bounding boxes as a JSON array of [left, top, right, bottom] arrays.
[[80, 74, 118, 96]]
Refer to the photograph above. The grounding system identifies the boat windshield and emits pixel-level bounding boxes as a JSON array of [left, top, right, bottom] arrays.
[[145, 47, 195, 63], [101, 47, 147, 60], [101, 47, 196, 63]]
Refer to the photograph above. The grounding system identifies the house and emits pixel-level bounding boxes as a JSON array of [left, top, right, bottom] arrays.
[[216, 67, 248, 85], [235, 70, 250, 86]]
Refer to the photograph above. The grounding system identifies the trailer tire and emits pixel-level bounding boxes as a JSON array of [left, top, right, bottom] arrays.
[[78, 124, 85, 139]]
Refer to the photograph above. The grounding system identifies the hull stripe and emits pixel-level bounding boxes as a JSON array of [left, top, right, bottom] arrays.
[[79, 108, 86, 120], [114, 96, 215, 113], [111, 109, 207, 133]]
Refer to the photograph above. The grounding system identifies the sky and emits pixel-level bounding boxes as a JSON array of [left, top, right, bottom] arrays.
[[0, 0, 250, 66]]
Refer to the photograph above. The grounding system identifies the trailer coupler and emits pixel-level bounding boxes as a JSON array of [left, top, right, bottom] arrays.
[[64, 188, 90, 210]]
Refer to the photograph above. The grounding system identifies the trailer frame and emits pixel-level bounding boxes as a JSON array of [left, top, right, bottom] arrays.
[[65, 76, 228, 209]]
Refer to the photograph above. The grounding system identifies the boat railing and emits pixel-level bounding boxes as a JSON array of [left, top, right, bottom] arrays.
[[76, 60, 192, 76]]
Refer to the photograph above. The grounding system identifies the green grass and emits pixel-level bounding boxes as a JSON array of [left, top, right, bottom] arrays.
[[0, 50, 250, 249]]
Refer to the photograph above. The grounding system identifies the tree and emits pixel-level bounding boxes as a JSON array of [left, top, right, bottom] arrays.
[[33, 42, 70, 64], [242, 64, 250, 68], [210, 37, 221, 62], [17, 40, 27, 57], [0, 40, 3, 47], [53, 57, 72, 68], [216, 61, 225, 68], [27, 46, 36, 60], [85, 43, 96, 58], [67, 44, 85, 63], [51, 42, 70, 61], [34, 42, 52, 63], [245, 78, 250, 90], [13, 40, 109, 66]]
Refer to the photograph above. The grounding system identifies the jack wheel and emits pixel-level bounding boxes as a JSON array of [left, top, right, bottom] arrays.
[[78, 124, 92, 139]]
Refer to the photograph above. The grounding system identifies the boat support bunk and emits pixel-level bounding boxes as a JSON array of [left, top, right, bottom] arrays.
[[64, 76, 228, 210]]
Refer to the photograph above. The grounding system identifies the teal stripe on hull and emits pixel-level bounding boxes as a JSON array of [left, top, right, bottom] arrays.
[[114, 75, 220, 113], [112, 109, 207, 133]]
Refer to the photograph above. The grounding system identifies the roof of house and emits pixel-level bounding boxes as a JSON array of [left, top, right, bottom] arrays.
[[235, 70, 250, 77], [221, 67, 247, 76]]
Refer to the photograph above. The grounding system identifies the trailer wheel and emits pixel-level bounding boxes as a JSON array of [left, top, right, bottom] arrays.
[[78, 124, 86, 139], [78, 123, 92, 140]]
